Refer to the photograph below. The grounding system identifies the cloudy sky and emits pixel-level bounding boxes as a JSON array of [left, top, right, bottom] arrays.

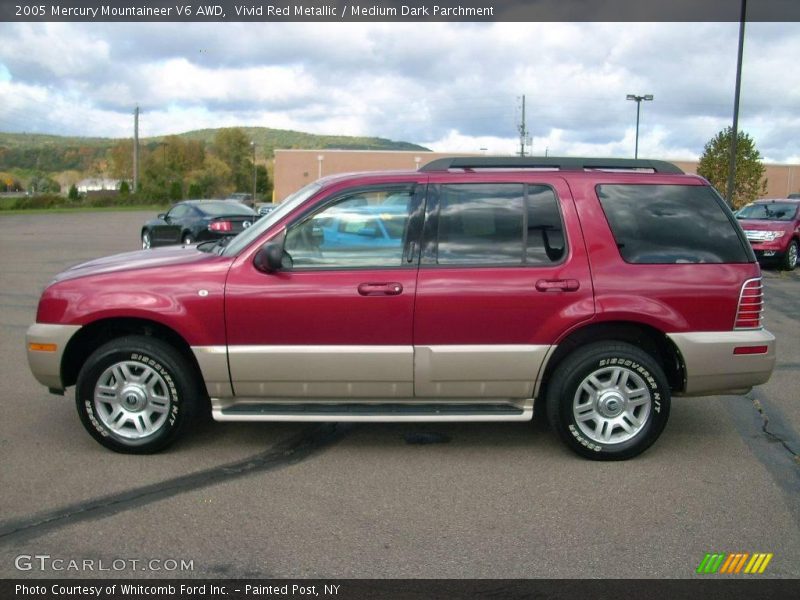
[[0, 21, 798, 162]]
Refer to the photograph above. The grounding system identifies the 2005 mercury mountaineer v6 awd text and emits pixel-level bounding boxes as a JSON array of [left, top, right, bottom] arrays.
[[26, 157, 776, 460]]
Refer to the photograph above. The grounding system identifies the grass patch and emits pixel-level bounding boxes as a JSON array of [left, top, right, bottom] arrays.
[[0, 204, 167, 216]]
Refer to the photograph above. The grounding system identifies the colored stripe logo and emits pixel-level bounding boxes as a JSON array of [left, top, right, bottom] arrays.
[[696, 552, 773, 574]]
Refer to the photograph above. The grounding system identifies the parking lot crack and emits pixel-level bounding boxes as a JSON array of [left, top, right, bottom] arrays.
[[751, 396, 800, 464]]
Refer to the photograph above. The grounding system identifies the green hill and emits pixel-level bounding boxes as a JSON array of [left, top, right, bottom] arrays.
[[0, 128, 430, 173]]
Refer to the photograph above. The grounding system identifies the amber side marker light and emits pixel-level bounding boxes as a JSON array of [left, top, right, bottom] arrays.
[[28, 343, 57, 352], [733, 346, 769, 355]]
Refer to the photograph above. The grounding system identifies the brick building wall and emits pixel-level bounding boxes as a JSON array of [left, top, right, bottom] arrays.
[[273, 150, 799, 202]]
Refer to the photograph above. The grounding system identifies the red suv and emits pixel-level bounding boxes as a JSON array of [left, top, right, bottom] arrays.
[[26, 157, 776, 460], [736, 198, 800, 270]]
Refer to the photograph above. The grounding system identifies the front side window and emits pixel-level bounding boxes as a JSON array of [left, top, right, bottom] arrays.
[[284, 187, 414, 269], [435, 183, 565, 266], [597, 184, 750, 264], [168, 204, 191, 219]]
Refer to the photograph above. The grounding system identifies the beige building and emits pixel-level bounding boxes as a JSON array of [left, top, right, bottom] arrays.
[[273, 149, 800, 202]]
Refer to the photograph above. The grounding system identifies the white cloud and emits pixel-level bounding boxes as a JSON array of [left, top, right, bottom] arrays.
[[0, 21, 798, 162]]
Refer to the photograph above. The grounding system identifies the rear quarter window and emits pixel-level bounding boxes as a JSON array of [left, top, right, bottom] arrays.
[[596, 184, 751, 264]]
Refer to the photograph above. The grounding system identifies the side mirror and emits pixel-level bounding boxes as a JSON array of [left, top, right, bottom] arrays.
[[158, 213, 166, 220], [254, 240, 285, 273]]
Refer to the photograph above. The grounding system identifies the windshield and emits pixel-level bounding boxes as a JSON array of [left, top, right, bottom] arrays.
[[222, 182, 322, 256], [737, 202, 798, 221]]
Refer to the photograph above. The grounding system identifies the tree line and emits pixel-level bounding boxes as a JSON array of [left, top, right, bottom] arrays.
[[110, 127, 270, 201], [0, 126, 771, 208], [0, 127, 271, 202]]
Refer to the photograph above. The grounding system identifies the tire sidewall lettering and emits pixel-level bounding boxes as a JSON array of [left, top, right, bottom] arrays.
[[84, 351, 180, 443]]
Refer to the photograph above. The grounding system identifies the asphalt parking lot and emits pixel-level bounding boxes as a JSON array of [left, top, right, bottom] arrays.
[[0, 210, 798, 579]]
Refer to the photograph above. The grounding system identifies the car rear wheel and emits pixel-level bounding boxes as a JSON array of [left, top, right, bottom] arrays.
[[546, 342, 670, 460], [75, 336, 200, 454], [781, 239, 798, 270], [141, 230, 151, 249]]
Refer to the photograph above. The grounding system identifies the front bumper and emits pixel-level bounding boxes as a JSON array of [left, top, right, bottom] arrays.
[[26, 323, 82, 391], [749, 239, 789, 258], [668, 330, 776, 396]]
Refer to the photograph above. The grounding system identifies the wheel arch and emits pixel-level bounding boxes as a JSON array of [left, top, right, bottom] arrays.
[[61, 317, 208, 398], [536, 321, 685, 411]]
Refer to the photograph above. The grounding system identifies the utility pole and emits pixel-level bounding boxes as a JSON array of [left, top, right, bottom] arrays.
[[726, 0, 747, 207], [518, 95, 528, 157], [251, 142, 257, 203], [133, 106, 139, 193]]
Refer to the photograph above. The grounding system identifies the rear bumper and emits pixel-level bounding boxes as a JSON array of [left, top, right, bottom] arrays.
[[668, 330, 776, 396], [26, 323, 82, 391]]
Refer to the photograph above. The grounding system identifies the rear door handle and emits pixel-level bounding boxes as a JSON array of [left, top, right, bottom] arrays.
[[535, 279, 580, 292], [358, 282, 403, 296]]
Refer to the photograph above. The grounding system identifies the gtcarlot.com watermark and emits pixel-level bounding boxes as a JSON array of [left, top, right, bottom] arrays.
[[14, 554, 194, 572]]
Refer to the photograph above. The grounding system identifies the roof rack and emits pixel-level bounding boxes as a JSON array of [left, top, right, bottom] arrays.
[[419, 156, 683, 174]]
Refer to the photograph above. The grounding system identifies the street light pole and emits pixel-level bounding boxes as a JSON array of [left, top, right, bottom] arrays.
[[726, 0, 747, 207], [626, 94, 654, 159], [251, 142, 257, 204]]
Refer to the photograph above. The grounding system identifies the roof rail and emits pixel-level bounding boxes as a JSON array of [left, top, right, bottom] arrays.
[[419, 156, 683, 174]]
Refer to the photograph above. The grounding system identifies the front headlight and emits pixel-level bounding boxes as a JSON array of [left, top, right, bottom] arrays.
[[765, 231, 785, 241]]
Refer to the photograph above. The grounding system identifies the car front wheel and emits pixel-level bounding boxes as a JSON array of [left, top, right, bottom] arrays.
[[546, 342, 671, 460], [75, 336, 201, 453], [141, 230, 151, 249], [182, 233, 194, 245], [782, 239, 798, 270]]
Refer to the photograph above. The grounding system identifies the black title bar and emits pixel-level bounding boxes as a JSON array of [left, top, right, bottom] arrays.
[[2, 0, 800, 22]]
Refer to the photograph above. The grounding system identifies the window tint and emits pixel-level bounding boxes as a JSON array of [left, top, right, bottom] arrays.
[[436, 184, 565, 265], [597, 184, 749, 264], [284, 188, 413, 269]]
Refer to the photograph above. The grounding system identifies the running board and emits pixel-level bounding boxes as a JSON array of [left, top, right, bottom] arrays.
[[212, 401, 532, 422]]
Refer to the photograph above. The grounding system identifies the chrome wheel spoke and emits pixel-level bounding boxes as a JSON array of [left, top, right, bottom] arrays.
[[148, 397, 170, 413], [627, 388, 649, 405], [573, 364, 652, 445], [93, 360, 172, 440]]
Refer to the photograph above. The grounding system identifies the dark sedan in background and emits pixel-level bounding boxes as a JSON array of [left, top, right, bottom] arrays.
[[141, 200, 257, 248]]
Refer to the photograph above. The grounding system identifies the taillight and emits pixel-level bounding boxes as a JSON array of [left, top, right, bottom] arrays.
[[734, 278, 763, 330], [209, 220, 232, 232]]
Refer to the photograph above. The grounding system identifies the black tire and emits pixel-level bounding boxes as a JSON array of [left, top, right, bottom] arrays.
[[781, 239, 798, 271], [141, 229, 151, 249], [546, 342, 670, 460], [182, 232, 194, 245], [75, 336, 200, 454]]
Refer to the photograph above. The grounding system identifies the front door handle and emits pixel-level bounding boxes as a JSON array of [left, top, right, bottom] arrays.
[[358, 282, 403, 296], [535, 279, 580, 292]]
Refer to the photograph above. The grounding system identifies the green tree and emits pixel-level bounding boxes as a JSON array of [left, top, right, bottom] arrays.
[[213, 128, 252, 192], [190, 154, 231, 198], [108, 140, 133, 180], [119, 180, 131, 195], [68, 184, 79, 201], [255, 164, 271, 198], [29, 175, 61, 193], [187, 182, 202, 198], [697, 127, 768, 209], [169, 180, 183, 201]]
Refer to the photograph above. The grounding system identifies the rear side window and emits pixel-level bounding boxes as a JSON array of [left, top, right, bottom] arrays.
[[597, 184, 750, 264], [435, 183, 565, 265]]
